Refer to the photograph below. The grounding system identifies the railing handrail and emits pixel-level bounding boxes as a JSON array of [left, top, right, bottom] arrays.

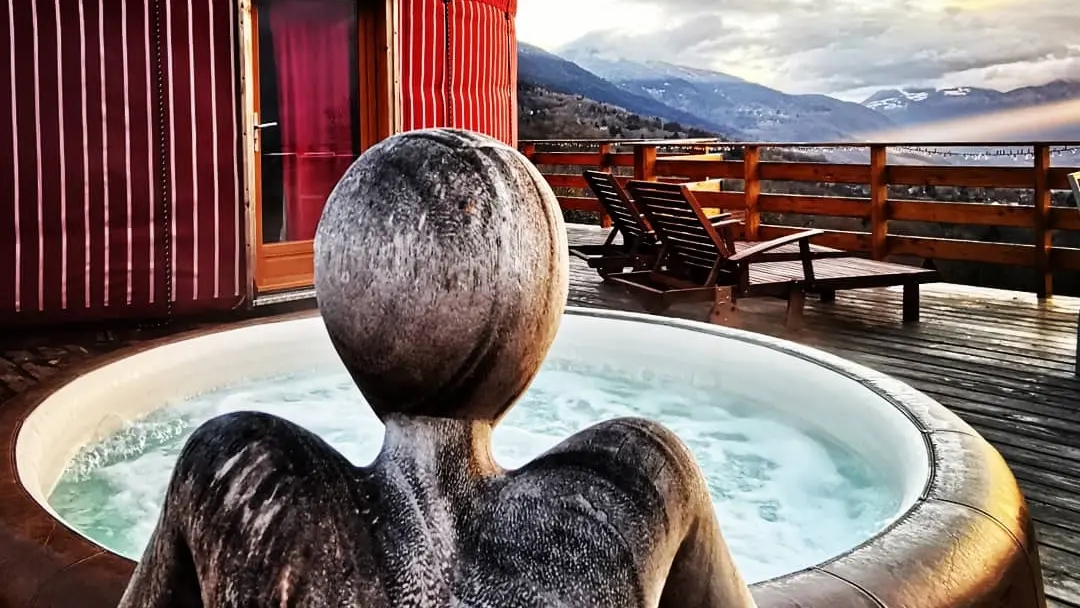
[[521, 138, 1080, 148]]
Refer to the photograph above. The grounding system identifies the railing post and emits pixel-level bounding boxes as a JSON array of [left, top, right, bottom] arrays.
[[597, 143, 613, 229], [743, 145, 761, 241], [634, 144, 657, 181], [1034, 144, 1052, 299], [870, 145, 889, 261]]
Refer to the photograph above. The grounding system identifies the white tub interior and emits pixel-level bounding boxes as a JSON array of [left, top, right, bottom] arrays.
[[16, 308, 931, 558]]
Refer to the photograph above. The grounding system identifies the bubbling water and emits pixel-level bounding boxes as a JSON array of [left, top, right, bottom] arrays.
[[49, 358, 900, 584]]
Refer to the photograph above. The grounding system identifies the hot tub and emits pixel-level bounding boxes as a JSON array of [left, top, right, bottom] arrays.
[[4, 308, 1045, 607]]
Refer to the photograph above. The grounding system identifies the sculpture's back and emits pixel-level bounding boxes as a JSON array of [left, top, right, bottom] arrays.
[[118, 129, 755, 608]]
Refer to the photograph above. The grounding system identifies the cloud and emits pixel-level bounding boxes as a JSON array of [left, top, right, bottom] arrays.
[[531, 0, 1080, 99]]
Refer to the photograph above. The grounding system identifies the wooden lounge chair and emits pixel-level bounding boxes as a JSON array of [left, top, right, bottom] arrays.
[[569, 170, 810, 278], [568, 170, 660, 277], [608, 180, 941, 328]]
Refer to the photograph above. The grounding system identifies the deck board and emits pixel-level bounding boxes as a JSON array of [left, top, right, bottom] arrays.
[[566, 223, 1080, 608]]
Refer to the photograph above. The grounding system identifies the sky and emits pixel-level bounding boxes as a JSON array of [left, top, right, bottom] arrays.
[[516, 0, 1080, 101]]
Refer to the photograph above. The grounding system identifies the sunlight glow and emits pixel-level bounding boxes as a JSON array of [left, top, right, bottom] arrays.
[[859, 98, 1080, 141], [516, 0, 664, 50], [940, 0, 1020, 11]]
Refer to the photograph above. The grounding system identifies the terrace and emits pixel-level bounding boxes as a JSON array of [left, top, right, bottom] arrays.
[[523, 138, 1080, 606], [1, 135, 1079, 606]]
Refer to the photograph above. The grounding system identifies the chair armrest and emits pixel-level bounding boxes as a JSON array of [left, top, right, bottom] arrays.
[[728, 229, 825, 263], [709, 218, 742, 229], [708, 213, 735, 224]]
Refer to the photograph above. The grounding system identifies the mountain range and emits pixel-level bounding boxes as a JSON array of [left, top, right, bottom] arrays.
[[558, 42, 894, 142], [517, 40, 1080, 145], [516, 43, 744, 138], [863, 80, 1080, 141]]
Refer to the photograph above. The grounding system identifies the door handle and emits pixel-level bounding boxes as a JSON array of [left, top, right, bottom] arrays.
[[253, 120, 277, 154]]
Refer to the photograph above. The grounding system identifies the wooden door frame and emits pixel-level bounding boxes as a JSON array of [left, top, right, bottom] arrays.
[[238, 0, 398, 299]]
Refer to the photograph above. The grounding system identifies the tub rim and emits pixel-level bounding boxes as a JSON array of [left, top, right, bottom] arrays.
[[0, 307, 1037, 605]]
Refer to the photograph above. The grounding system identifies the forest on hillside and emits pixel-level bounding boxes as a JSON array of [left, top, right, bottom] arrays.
[[517, 82, 716, 141], [517, 81, 1080, 295]]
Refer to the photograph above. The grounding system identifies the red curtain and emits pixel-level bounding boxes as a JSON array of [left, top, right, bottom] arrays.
[[266, 0, 357, 242]]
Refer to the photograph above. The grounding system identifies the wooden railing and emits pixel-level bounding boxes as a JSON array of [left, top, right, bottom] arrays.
[[520, 139, 1080, 298]]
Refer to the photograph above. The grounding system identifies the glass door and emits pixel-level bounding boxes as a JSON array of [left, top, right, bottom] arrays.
[[251, 0, 375, 293]]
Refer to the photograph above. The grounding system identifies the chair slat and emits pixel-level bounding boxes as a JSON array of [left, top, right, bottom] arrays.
[[627, 180, 731, 270], [647, 212, 713, 232], [651, 225, 715, 250], [583, 170, 653, 244]]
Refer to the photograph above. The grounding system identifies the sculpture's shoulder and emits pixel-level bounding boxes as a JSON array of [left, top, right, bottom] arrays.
[[450, 418, 712, 607], [499, 416, 709, 539], [518, 417, 706, 497]]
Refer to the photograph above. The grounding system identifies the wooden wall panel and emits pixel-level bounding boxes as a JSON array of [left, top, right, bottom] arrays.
[[398, 0, 517, 145]]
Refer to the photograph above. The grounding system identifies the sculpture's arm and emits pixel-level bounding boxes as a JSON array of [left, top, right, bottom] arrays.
[[117, 411, 378, 608], [615, 418, 757, 608], [117, 505, 204, 608], [116, 412, 266, 608], [658, 498, 757, 608]]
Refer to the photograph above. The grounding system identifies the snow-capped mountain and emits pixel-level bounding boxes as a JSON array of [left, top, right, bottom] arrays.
[[516, 42, 743, 138], [557, 40, 895, 142], [862, 80, 1080, 138], [863, 86, 1009, 119], [556, 43, 747, 87], [637, 60, 748, 86], [516, 38, 1080, 146]]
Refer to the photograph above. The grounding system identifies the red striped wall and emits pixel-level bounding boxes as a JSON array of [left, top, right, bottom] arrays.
[[399, 0, 518, 145], [2, 0, 518, 326], [0, 0, 244, 326]]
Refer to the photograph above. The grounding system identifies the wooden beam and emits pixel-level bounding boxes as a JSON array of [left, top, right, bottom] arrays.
[[1049, 247, 1080, 271], [653, 158, 743, 179], [758, 225, 870, 252], [1033, 144, 1052, 298], [544, 173, 588, 189], [758, 194, 870, 218], [744, 145, 761, 240], [888, 236, 1037, 266], [370, 0, 394, 145], [1050, 207, 1080, 231], [634, 145, 657, 181], [598, 143, 613, 228], [597, 144, 613, 172], [890, 201, 1035, 228], [1047, 167, 1080, 190], [758, 162, 870, 184], [870, 145, 888, 260], [557, 196, 604, 212], [691, 190, 747, 211], [530, 152, 604, 166], [889, 165, 1034, 188]]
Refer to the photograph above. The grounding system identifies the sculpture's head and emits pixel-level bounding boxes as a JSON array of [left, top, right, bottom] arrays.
[[314, 129, 569, 424]]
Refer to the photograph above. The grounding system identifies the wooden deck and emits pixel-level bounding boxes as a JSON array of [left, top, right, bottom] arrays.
[[0, 222, 1076, 605], [565, 223, 1080, 608]]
